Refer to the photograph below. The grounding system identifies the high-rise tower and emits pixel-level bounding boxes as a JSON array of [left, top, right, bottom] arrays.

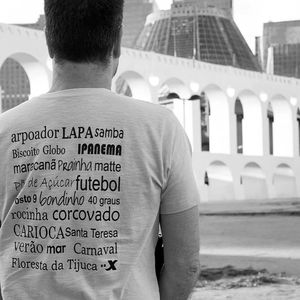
[[122, 0, 154, 47], [258, 20, 300, 78]]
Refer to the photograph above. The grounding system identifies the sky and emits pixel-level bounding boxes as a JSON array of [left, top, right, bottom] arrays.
[[0, 0, 300, 52]]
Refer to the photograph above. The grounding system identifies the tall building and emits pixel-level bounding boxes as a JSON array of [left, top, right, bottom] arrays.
[[258, 20, 300, 79], [134, 0, 260, 71], [122, 0, 154, 47]]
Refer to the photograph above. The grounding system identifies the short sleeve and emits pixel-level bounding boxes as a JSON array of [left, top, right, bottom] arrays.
[[160, 117, 200, 214], [0, 130, 6, 223]]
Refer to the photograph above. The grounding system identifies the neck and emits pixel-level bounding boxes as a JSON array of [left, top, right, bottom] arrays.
[[49, 60, 114, 93]]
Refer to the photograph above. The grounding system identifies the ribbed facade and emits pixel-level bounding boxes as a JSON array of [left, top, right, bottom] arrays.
[[173, 0, 233, 17], [273, 44, 300, 78], [135, 2, 261, 71], [122, 0, 154, 47], [261, 20, 300, 79]]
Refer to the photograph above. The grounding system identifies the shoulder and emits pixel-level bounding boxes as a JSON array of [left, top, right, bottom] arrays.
[[0, 98, 37, 132]]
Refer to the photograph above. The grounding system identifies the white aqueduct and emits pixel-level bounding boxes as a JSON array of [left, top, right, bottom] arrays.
[[1, 23, 300, 202]]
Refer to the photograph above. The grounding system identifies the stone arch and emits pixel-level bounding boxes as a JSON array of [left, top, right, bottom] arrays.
[[158, 80, 190, 129], [113, 71, 152, 102], [201, 85, 231, 154], [241, 162, 268, 199], [273, 164, 297, 198], [0, 57, 30, 112], [237, 90, 264, 155], [0, 53, 50, 112], [205, 161, 234, 201], [159, 78, 190, 100], [3, 53, 50, 98], [270, 95, 294, 157]]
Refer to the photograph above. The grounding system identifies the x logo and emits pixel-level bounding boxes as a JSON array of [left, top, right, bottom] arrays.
[[105, 260, 118, 271]]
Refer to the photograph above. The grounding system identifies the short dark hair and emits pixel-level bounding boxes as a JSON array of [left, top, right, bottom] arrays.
[[44, 0, 124, 64]]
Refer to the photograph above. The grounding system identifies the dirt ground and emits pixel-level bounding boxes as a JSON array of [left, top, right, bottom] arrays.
[[191, 284, 300, 300], [190, 265, 300, 299], [190, 199, 300, 299]]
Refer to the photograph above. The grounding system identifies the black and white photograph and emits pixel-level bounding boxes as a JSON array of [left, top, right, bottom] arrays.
[[0, 0, 300, 299]]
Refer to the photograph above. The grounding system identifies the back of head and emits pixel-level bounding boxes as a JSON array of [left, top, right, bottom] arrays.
[[44, 0, 124, 65]]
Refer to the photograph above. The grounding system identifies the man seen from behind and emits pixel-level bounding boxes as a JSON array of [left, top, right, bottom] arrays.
[[0, 1, 200, 299]]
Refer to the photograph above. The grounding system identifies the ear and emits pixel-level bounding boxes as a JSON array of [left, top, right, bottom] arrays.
[[113, 27, 123, 59]]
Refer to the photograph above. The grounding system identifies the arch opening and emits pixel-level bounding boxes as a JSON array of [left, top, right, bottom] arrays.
[[205, 161, 234, 201], [241, 163, 267, 200], [273, 164, 297, 198], [202, 85, 230, 154], [237, 91, 263, 156], [267, 103, 274, 155], [200, 92, 210, 151], [0, 53, 50, 112], [9, 53, 50, 98], [235, 98, 243, 154], [0, 57, 30, 112], [157, 79, 191, 129], [270, 95, 294, 157], [158, 78, 191, 101], [297, 108, 300, 156], [113, 71, 152, 102]]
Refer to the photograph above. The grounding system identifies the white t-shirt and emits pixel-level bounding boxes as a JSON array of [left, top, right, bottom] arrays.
[[0, 88, 199, 300]]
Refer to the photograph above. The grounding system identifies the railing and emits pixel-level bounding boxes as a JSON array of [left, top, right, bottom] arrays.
[[121, 47, 300, 86], [0, 23, 44, 39]]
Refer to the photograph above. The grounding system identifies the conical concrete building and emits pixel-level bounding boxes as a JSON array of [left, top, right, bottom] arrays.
[[134, 0, 261, 71]]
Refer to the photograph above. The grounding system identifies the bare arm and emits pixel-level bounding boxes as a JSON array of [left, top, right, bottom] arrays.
[[0, 221, 2, 300], [159, 206, 200, 300]]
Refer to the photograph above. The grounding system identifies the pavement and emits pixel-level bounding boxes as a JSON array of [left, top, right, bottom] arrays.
[[191, 284, 300, 300], [190, 198, 300, 299], [197, 198, 300, 276], [199, 197, 300, 216]]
